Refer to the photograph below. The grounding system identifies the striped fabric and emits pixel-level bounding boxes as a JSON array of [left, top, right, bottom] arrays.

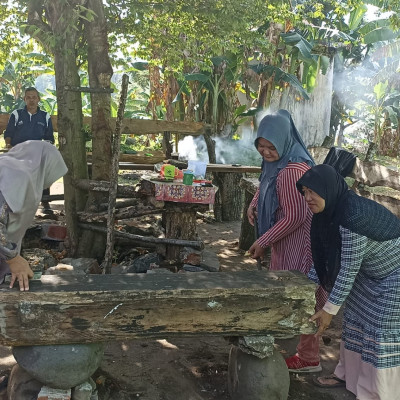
[[251, 162, 313, 273], [329, 227, 400, 369], [251, 162, 327, 362]]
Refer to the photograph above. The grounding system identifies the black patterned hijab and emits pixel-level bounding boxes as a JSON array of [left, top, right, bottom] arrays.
[[296, 164, 400, 291]]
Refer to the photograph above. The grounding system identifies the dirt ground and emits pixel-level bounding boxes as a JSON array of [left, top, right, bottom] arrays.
[[0, 182, 356, 400]]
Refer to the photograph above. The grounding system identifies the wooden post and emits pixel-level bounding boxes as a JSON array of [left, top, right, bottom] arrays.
[[239, 178, 259, 251], [162, 202, 207, 263], [213, 171, 244, 221], [239, 188, 257, 251], [102, 74, 129, 274]]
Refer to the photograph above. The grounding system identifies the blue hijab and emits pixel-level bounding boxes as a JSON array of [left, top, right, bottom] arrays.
[[255, 109, 314, 235]]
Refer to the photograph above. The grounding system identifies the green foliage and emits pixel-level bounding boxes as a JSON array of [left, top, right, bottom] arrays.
[[0, 50, 53, 113], [249, 63, 310, 100], [2, 0, 400, 158], [107, 0, 273, 71]]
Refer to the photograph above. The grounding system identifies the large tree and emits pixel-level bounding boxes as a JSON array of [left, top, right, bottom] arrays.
[[2, 0, 114, 258]]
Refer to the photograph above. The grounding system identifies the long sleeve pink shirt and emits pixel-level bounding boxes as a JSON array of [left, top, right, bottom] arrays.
[[251, 162, 313, 272]]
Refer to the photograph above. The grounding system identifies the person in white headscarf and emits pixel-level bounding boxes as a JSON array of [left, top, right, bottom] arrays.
[[0, 140, 67, 291]]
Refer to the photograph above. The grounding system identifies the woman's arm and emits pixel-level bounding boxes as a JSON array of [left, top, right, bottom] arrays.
[[0, 193, 33, 291], [310, 227, 368, 335], [247, 189, 260, 226]]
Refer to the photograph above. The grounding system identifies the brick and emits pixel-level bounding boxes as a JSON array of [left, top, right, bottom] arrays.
[[180, 246, 201, 265], [41, 224, 67, 241], [37, 386, 71, 400]]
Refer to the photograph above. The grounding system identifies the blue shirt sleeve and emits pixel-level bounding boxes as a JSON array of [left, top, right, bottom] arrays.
[[3, 112, 17, 141]]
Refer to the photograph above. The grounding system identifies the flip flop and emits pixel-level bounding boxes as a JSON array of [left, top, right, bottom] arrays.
[[313, 375, 345, 388]]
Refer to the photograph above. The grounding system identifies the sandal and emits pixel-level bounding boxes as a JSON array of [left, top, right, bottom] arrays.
[[313, 375, 345, 388]]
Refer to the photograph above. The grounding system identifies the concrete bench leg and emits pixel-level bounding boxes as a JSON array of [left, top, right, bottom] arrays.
[[228, 337, 289, 400]]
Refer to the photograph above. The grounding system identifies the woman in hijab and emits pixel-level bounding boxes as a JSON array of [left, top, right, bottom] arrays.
[[297, 164, 400, 399], [0, 140, 67, 291], [247, 109, 327, 372]]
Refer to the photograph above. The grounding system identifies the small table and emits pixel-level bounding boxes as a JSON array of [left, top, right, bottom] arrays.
[[153, 180, 216, 204], [141, 179, 217, 266]]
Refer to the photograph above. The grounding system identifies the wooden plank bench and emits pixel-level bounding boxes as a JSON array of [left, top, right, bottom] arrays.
[[0, 270, 316, 347]]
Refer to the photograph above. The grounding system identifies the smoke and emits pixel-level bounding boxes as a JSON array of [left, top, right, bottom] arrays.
[[176, 109, 283, 165], [177, 125, 262, 166]]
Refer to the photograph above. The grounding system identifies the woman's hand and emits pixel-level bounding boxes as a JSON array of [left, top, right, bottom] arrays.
[[249, 241, 264, 260], [6, 255, 34, 291], [310, 309, 333, 336], [247, 206, 256, 226]]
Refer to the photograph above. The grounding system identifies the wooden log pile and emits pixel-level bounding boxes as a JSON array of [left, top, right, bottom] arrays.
[[76, 177, 205, 265], [87, 150, 166, 164]]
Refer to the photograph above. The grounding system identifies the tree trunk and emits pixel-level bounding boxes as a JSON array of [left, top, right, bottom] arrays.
[[162, 131, 173, 158], [239, 189, 256, 251], [203, 128, 217, 164], [365, 142, 377, 161], [213, 172, 244, 222], [78, 0, 114, 259], [162, 203, 200, 264], [33, 1, 88, 256]]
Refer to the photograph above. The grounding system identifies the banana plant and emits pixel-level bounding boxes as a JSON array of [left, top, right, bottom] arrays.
[[174, 53, 241, 133]]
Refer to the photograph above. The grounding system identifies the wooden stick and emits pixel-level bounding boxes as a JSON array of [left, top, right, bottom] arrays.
[[64, 85, 114, 93], [74, 179, 139, 198], [79, 223, 204, 249], [98, 198, 139, 211], [77, 207, 162, 223], [103, 74, 129, 274]]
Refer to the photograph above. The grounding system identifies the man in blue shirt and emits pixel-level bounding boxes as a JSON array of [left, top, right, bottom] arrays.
[[4, 87, 54, 147], [4, 88, 55, 212]]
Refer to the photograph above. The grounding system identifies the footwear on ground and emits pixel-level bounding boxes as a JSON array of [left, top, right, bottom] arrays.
[[285, 354, 322, 373]]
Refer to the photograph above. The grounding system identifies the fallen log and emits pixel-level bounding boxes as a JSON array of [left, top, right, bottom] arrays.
[[0, 270, 316, 346], [75, 179, 139, 198], [78, 207, 162, 223], [99, 198, 139, 210], [88, 150, 166, 164], [78, 223, 204, 249]]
